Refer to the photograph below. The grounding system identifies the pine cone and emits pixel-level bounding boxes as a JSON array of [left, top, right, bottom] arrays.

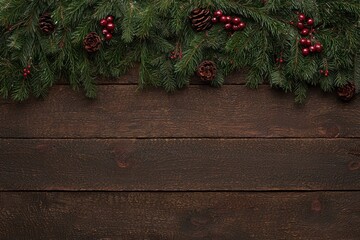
[[189, 8, 213, 32], [337, 82, 356, 101], [39, 13, 55, 34], [197, 61, 217, 81], [83, 32, 102, 53]]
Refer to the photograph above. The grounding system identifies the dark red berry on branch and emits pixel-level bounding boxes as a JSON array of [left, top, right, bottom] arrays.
[[298, 14, 306, 22], [314, 43, 323, 52], [224, 23, 232, 30], [307, 18, 314, 26], [214, 10, 223, 18], [302, 48, 310, 56], [232, 17, 241, 25], [300, 38, 307, 46], [102, 29, 109, 35], [232, 25, 240, 31], [105, 33, 113, 41], [106, 15, 114, 23], [100, 19, 107, 26], [300, 28, 310, 36], [220, 16, 227, 23], [107, 23, 115, 31], [297, 22, 305, 30], [238, 22, 246, 30]]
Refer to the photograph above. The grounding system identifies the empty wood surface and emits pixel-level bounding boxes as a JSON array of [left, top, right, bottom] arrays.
[[1, 85, 359, 138], [0, 192, 359, 240], [0, 139, 359, 191], [1, 72, 359, 239]]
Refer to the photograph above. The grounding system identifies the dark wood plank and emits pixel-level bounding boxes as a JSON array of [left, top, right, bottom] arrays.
[[0, 139, 359, 191], [0, 85, 360, 138], [0, 85, 359, 138], [0, 192, 359, 239]]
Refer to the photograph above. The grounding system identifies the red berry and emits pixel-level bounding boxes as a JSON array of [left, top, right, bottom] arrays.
[[307, 18, 314, 26], [211, 17, 218, 23], [219, 16, 227, 23], [324, 71, 329, 77], [23, 72, 28, 77], [297, 22, 305, 30], [300, 28, 310, 36], [298, 14, 306, 22], [276, 58, 279, 63], [214, 10, 223, 18], [309, 45, 316, 53], [238, 22, 246, 30], [102, 29, 109, 35], [106, 15, 114, 23], [306, 39, 312, 46], [224, 23, 232, 30], [279, 59, 284, 63], [26, 69, 31, 74], [300, 38, 307, 46], [105, 33, 113, 40], [289, 21, 294, 25], [225, 16, 232, 23], [100, 19, 107, 26], [232, 17, 241, 25], [314, 43, 323, 53], [106, 23, 115, 31], [320, 70, 324, 74], [27, 65, 31, 69], [232, 24, 240, 31], [23, 68, 28, 72], [302, 48, 310, 56]]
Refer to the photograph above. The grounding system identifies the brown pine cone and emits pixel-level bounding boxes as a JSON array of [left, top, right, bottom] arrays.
[[189, 8, 213, 32], [39, 13, 55, 34], [337, 82, 356, 101], [197, 61, 217, 81], [83, 32, 102, 53]]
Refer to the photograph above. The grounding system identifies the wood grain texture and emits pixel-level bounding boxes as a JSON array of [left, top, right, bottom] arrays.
[[0, 192, 359, 240], [0, 139, 359, 191], [1, 86, 359, 138]]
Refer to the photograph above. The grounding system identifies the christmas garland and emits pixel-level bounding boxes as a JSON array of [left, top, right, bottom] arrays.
[[0, 0, 359, 102]]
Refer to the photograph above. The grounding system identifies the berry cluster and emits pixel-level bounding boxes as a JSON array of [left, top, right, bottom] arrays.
[[99, 15, 115, 41], [22, 65, 31, 79], [275, 53, 284, 64], [319, 69, 329, 77], [169, 51, 183, 60], [211, 10, 246, 32], [293, 13, 323, 57]]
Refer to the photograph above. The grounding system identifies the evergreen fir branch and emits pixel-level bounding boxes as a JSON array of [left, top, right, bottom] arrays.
[[0, 0, 359, 102], [121, 0, 138, 43], [174, 34, 207, 77], [294, 81, 308, 104], [211, 69, 224, 88], [270, 69, 292, 92]]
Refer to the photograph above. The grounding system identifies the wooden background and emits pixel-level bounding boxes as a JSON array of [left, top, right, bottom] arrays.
[[0, 68, 359, 239]]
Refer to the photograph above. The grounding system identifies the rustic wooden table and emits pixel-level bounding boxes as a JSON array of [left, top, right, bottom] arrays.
[[0, 69, 359, 239]]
